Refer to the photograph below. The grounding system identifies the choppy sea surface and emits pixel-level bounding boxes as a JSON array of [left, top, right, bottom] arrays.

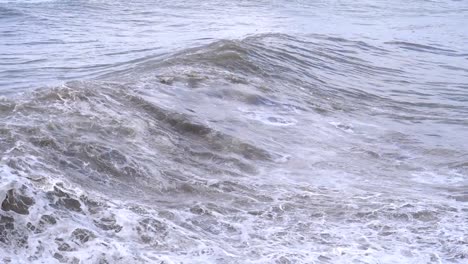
[[1, 0, 468, 263]]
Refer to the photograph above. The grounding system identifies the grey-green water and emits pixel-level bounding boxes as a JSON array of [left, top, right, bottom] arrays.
[[0, 1, 467, 263]]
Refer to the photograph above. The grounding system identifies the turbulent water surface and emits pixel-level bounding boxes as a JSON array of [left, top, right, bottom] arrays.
[[1, 0, 468, 263]]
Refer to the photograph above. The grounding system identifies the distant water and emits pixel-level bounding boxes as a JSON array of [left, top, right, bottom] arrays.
[[1, 0, 467, 263]]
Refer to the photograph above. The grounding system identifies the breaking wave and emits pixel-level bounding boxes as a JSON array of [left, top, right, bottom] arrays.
[[1, 34, 467, 263]]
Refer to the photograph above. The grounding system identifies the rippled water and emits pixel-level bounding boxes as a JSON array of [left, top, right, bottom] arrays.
[[1, 0, 468, 263], [1, 0, 467, 92]]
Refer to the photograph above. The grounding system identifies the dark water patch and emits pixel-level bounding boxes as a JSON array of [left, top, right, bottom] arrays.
[[1, 188, 34, 215], [385, 41, 459, 55], [125, 93, 272, 161], [47, 186, 83, 213], [0, 6, 24, 19], [439, 64, 468, 73]]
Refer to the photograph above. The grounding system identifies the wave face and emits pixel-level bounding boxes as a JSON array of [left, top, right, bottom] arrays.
[[0, 33, 467, 263]]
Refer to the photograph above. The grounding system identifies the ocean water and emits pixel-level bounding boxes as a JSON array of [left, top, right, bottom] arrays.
[[1, 0, 467, 263]]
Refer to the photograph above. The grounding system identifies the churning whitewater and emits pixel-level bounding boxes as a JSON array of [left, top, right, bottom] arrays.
[[1, 34, 467, 263], [1, 1, 468, 263]]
